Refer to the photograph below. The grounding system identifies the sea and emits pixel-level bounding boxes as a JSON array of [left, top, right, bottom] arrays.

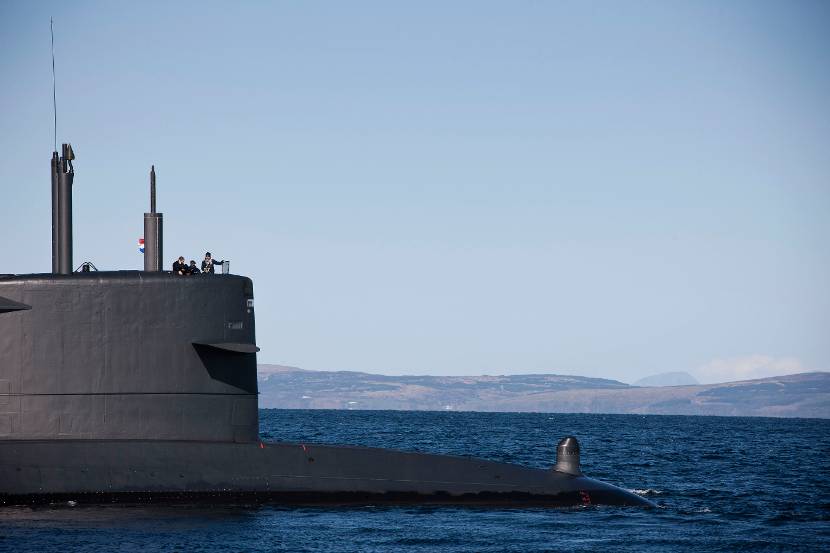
[[1, 410, 828, 552]]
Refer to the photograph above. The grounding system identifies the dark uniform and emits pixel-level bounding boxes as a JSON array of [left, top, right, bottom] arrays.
[[189, 261, 201, 275], [201, 256, 224, 275], [172, 259, 187, 275]]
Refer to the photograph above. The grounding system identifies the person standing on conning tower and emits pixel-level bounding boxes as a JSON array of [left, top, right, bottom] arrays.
[[201, 252, 225, 275]]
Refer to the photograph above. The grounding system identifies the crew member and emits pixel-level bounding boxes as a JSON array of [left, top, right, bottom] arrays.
[[189, 260, 201, 275], [173, 256, 187, 275], [201, 252, 225, 275]]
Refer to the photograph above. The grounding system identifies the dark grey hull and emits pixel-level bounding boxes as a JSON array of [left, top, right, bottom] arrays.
[[0, 440, 653, 507]]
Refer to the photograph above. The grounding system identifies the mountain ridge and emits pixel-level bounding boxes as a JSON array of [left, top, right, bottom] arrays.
[[256, 365, 829, 418]]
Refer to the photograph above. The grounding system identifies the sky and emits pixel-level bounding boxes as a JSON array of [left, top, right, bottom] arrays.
[[1, 1, 828, 384]]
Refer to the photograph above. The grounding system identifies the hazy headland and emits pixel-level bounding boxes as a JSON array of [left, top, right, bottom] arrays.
[[257, 365, 829, 418]]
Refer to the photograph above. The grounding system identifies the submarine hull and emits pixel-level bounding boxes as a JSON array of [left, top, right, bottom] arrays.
[[0, 273, 654, 508], [0, 440, 653, 507]]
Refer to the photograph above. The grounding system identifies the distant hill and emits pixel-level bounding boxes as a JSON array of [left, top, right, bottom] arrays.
[[257, 365, 830, 418], [634, 371, 699, 387]]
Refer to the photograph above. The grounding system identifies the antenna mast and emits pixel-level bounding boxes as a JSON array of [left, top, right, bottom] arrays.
[[144, 166, 163, 271], [50, 17, 57, 152]]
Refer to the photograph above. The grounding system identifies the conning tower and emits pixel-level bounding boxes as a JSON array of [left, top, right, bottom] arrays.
[[0, 145, 260, 443]]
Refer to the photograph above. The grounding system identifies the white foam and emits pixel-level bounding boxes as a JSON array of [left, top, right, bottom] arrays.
[[629, 488, 663, 496]]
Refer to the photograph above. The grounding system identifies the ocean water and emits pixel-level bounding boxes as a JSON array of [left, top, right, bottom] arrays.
[[1, 410, 829, 552]]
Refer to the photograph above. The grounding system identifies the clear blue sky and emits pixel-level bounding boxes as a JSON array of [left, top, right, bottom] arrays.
[[1, 1, 828, 383]]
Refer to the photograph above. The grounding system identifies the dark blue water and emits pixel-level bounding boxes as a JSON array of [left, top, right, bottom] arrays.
[[1, 411, 829, 552]]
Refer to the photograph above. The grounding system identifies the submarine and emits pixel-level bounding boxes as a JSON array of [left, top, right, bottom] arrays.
[[0, 142, 654, 508]]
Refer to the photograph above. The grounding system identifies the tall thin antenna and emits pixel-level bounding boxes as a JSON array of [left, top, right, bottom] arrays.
[[150, 165, 157, 213], [50, 17, 57, 152]]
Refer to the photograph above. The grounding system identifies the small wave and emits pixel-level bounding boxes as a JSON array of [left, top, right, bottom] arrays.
[[629, 489, 663, 496], [393, 537, 460, 546]]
